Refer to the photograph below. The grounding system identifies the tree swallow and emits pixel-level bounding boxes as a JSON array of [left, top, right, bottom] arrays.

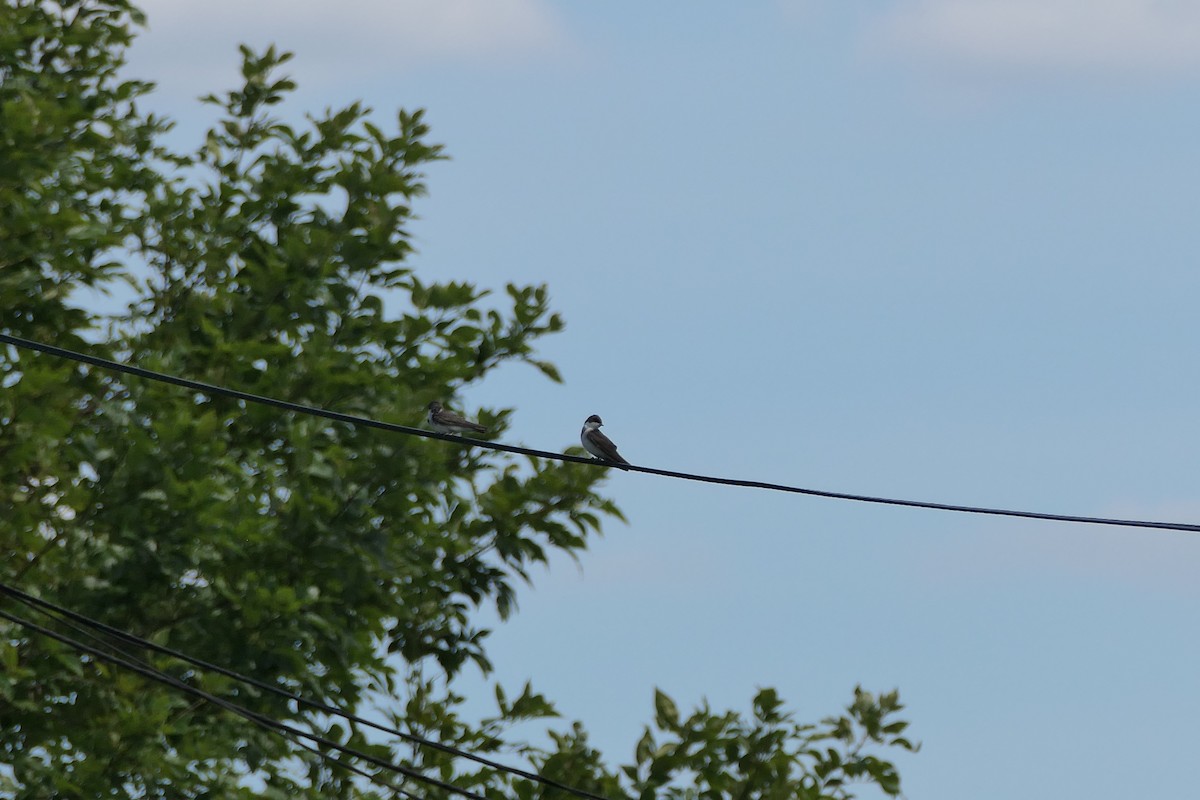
[[427, 401, 487, 435], [580, 414, 630, 469]]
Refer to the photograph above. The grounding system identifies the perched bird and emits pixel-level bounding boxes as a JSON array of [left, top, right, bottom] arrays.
[[580, 414, 630, 469], [427, 401, 487, 435]]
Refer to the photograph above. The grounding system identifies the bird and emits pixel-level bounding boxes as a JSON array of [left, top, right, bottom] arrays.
[[427, 401, 487, 435], [580, 414, 630, 469]]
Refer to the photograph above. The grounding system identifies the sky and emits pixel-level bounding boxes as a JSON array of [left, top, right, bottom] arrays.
[[109, 2, 1200, 798]]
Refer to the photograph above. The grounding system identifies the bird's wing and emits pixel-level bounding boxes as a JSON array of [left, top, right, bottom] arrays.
[[434, 409, 487, 432], [587, 429, 629, 464]]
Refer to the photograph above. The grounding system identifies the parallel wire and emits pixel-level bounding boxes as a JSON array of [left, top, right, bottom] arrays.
[[3, 332, 1197, 533], [0, 580, 614, 800], [0, 606, 495, 800], [0, 589, 422, 800]]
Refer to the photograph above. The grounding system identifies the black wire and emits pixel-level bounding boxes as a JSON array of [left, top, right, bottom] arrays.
[[2, 331, 1197, 533], [1, 593, 424, 800], [0, 580, 615, 800], [0, 606, 493, 800]]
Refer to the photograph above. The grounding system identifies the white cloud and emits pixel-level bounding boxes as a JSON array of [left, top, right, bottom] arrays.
[[868, 0, 1200, 76], [126, 0, 570, 98]]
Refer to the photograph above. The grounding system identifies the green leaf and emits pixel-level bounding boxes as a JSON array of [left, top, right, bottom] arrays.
[[654, 689, 680, 730]]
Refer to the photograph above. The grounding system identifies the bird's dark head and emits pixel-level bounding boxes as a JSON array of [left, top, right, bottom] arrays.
[[428, 401, 443, 413], [585, 414, 603, 427]]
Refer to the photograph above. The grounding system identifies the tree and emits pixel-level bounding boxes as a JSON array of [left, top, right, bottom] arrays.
[[0, 2, 916, 798]]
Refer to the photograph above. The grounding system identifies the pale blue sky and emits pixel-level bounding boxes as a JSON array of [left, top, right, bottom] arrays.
[[117, 3, 1200, 798]]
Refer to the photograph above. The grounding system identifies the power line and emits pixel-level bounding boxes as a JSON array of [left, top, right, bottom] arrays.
[[0, 580, 615, 800], [0, 605, 496, 800], [1, 592, 424, 800], [2, 331, 1197, 533]]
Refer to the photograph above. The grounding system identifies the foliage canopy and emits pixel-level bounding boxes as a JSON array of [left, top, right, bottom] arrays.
[[0, 2, 916, 798]]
